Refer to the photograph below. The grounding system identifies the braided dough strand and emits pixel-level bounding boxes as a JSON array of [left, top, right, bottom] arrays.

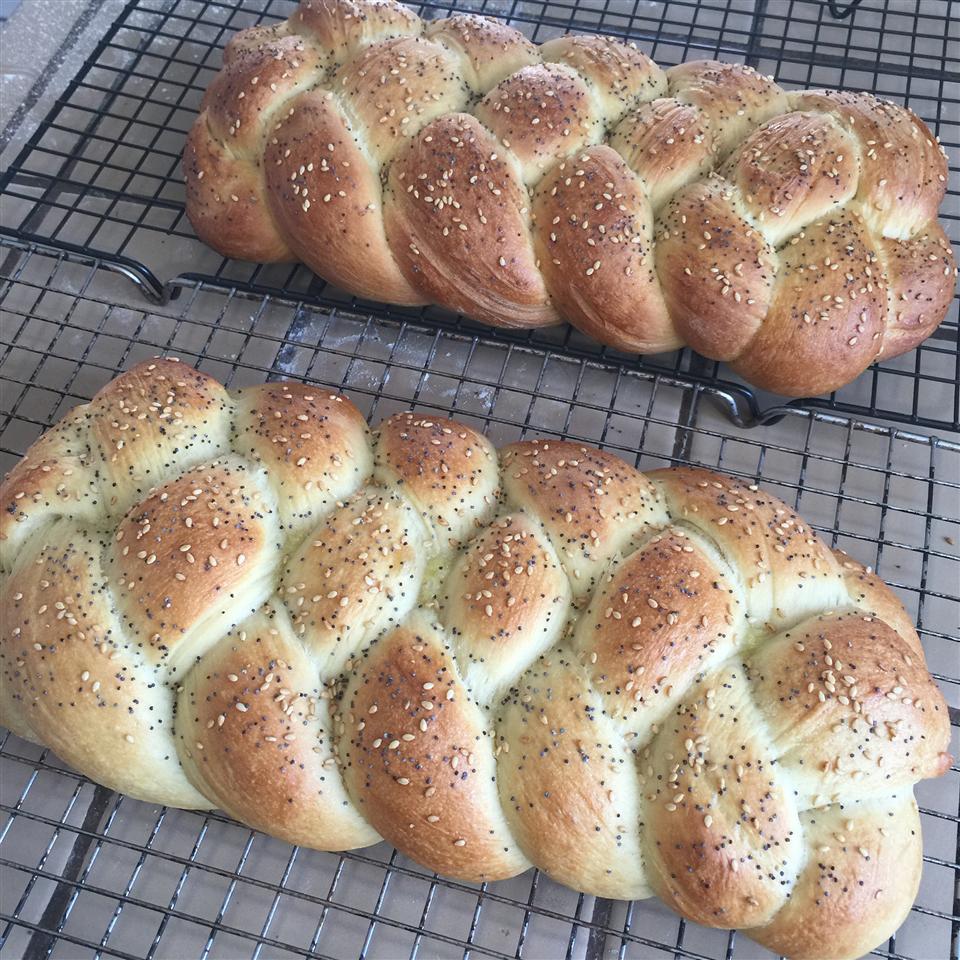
[[184, 0, 956, 398], [0, 358, 951, 959]]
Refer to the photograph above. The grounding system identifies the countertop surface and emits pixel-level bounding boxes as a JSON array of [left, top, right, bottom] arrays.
[[1, 0, 126, 166]]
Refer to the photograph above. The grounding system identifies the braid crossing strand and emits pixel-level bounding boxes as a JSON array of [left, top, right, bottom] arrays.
[[0, 359, 951, 960], [184, 0, 956, 399]]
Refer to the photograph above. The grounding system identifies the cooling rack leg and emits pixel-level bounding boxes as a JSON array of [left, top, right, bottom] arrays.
[[828, 0, 864, 17], [0, 232, 167, 304]]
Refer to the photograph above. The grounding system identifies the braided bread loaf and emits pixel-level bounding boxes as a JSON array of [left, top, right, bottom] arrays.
[[0, 358, 950, 958], [183, 0, 957, 399]]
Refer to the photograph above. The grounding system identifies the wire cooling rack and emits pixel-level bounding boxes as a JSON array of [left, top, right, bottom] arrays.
[[0, 242, 957, 960], [0, 0, 957, 431]]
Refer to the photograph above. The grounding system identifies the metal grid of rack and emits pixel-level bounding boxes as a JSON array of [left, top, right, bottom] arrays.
[[0, 243, 957, 960], [0, 0, 957, 431]]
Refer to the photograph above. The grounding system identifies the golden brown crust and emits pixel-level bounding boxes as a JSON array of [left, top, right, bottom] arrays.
[[497, 650, 649, 899], [2, 521, 209, 808], [474, 63, 602, 186], [573, 527, 742, 730], [655, 174, 778, 360], [426, 14, 538, 92], [500, 438, 667, 594], [789, 90, 948, 240], [532, 146, 680, 353], [232, 381, 373, 539], [720, 112, 859, 245], [876, 221, 958, 360], [295, 0, 421, 66], [110, 458, 277, 675], [0, 412, 99, 569], [609, 97, 716, 211], [0, 359, 233, 567], [643, 664, 804, 928], [186, 6, 953, 399], [384, 113, 558, 328], [442, 512, 570, 700], [263, 89, 426, 304], [374, 412, 500, 546], [185, 32, 323, 263], [667, 60, 788, 157], [340, 617, 529, 881], [281, 487, 425, 673], [751, 795, 922, 960], [2, 358, 950, 958], [177, 605, 379, 849], [184, 119, 296, 263], [540, 35, 666, 123], [649, 466, 847, 632], [730, 212, 888, 396], [202, 35, 322, 154], [334, 36, 470, 164], [750, 613, 951, 805], [185, 7, 953, 397], [89, 359, 234, 515], [222, 22, 292, 65]]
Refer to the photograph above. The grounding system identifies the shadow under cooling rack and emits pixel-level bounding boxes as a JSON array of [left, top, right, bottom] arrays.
[[0, 0, 957, 432], [1, 244, 958, 960]]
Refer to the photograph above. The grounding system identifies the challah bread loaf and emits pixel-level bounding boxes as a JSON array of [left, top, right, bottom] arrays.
[[184, 0, 957, 398], [0, 358, 951, 959]]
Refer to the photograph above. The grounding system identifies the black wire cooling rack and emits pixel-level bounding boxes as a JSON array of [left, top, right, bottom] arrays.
[[0, 243, 958, 960], [0, 2, 958, 958], [0, 0, 957, 431]]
